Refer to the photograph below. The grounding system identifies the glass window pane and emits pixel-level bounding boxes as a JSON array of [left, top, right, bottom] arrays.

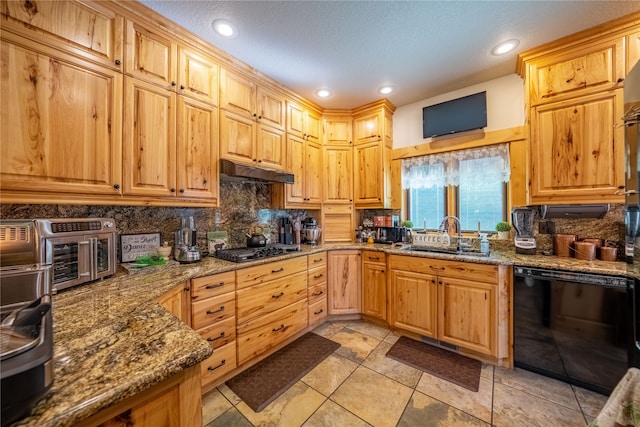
[[458, 157, 505, 231], [409, 186, 445, 229]]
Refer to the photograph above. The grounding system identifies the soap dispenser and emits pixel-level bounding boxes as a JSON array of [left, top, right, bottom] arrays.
[[479, 233, 490, 255]]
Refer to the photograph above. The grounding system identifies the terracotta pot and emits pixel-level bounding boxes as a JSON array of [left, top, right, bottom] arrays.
[[553, 234, 576, 257], [574, 241, 596, 261], [599, 246, 618, 261]]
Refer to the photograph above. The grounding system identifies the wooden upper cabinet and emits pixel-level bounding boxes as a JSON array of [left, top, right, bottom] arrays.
[[178, 47, 219, 105], [0, 40, 123, 197], [528, 38, 624, 106], [219, 109, 257, 164], [279, 135, 321, 207], [354, 111, 382, 144], [257, 86, 286, 130], [123, 77, 176, 197], [627, 30, 640, 75], [124, 19, 177, 89], [219, 67, 256, 117], [287, 101, 322, 143], [530, 89, 624, 204], [323, 145, 353, 204], [176, 97, 219, 202], [256, 125, 285, 170], [1, 0, 124, 68], [354, 141, 384, 206], [324, 115, 353, 145]]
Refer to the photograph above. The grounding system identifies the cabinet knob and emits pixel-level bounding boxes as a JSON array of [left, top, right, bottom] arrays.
[[170, 188, 176, 193], [114, 59, 121, 66], [253, 158, 257, 162], [258, 159, 262, 163], [179, 188, 185, 193], [617, 77, 625, 83], [180, 84, 185, 90], [253, 113, 257, 117], [113, 184, 120, 190], [171, 81, 177, 86]]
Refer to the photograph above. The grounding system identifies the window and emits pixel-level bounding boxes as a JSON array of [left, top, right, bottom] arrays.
[[402, 144, 510, 232]]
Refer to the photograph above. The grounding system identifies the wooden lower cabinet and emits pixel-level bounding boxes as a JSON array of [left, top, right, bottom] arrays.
[[158, 282, 191, 324], [390, 269, 437, 337], [200, 341, 236, 387], [361, 251, 387, 321], [308, 253, 328, 326], [327, 250, 361, 315]]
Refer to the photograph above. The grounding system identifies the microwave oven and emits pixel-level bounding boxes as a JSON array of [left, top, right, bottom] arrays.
[[0, 218, 117, 292]]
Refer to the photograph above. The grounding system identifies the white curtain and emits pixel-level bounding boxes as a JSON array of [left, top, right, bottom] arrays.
[[401, 143, 510, 189]]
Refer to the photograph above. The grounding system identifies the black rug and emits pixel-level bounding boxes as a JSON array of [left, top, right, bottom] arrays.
[[386, 336, 482, 392], [225, 332, 340, 412]]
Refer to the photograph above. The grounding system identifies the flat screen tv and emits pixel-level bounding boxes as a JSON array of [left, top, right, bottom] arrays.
[[422, 91, 487, 138]]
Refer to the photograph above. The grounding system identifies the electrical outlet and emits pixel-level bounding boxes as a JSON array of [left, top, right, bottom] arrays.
[[539, 221, 555, 234]]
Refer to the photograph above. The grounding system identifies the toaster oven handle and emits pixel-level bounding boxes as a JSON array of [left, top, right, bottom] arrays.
[[89, 237, 97, 281], [78, 240, 92, 278]]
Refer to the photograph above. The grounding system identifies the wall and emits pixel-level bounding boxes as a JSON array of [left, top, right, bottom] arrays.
[[392, 74, 525, 148]]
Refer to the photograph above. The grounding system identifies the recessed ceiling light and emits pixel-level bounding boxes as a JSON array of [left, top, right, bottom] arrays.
[[491, 39, 519, 56], [378, 85, 395, 95], [316, 88, 331, 98], [212, 19, 238, 38]]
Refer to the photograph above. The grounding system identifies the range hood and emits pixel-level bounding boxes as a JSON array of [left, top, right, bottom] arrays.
[[539, 204, 609, 219], [219, 159, 294, 184]]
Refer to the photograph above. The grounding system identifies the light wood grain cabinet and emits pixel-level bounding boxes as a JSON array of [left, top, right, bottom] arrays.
[[529, 89, 624, 204], [178, 47, 219, 105], [323, 145, 353, 204], [125, 19, 177, 89], [158, 281, 191, 325], [287, 101, 322, 143], [327, 250, 361, 315], [307, 253, 328, 326], [272, 134, 322, 208], [0, 39, 123, 199], [627, 30, 640, 75], [390, 269, 437, 338], [321, 204, 354, 243], [361, 251, 386, 321], [323, 114, 352, 145]]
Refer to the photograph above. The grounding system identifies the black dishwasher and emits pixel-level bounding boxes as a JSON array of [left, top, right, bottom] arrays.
[[514, 266, 638, 395]]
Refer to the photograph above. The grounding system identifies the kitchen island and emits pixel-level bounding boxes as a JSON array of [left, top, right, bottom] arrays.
[[13, 242, 635, 426]]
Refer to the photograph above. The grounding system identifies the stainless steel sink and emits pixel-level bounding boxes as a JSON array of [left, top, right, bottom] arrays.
[[403, 246, 490, 257]]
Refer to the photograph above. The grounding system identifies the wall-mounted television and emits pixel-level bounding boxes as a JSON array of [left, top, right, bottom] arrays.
[[422, 91, 487, 138]]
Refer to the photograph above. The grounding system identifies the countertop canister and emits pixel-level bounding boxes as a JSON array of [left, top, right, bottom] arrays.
[[553, 234, 576, 257], [574, 241, 596, 261]]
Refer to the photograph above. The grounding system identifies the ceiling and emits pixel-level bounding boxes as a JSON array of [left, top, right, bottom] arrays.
[[139, 1, 640, 109]]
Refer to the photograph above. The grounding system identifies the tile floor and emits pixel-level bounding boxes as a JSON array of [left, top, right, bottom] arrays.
[[202, 320, 608, 427]]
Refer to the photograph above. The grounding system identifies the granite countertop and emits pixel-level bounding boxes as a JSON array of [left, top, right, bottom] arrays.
[[13, 243, 638, 426]]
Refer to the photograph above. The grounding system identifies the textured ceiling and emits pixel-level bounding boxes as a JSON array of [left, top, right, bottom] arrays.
[[140, 1, 640, 109]]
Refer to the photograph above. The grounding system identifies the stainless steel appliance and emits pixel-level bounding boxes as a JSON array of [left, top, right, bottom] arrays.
[[214, 244, 299, 263], [511, 207, 536, 255], [624, 61, 640, 264], [174, 216, 203, 263], [0, 223, 54, 426], [0, 218, 117, 292], [302, 217, 321, 245], [514, 267, 639, 395], [372, 226, 408, 244]]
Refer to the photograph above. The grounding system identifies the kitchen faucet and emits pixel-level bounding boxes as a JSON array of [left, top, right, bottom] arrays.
[[439, 216, 463, 252]]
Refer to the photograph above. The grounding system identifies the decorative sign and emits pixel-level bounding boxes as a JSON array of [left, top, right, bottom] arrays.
[[120, 233, 161, 262]]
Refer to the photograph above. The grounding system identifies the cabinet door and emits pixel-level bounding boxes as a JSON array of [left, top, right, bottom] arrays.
[[354, 112, 381, 144], [627, 31, 640, 75], [321, 205, 354, 243], [286, 102, 306, 138], [158, 282, 191, 325], [178, 47, 218, 105], [123, 77, 176, 197], [327, 251, 361, 314], [125, 20, 177, 89], [257, 87, 285, 130], [0, 41, 123, 196], [176, 97, 218, 202], [438, 276, 496, 356], [219, 68, 256, 117], [354, 141, 384, 206], [323, 145, 353, 203], [305, 108, 322, 143], [1, 0, 124, 68], [324, 116, 352, 145], [530, 89, 624, 204], [391, 270, 437, 338], [285, 134, 306, 204], [304, 140, 323, 205], [219, 109, 256, 165], [362, 262, 386, 320], [256, 125, 285, 171]]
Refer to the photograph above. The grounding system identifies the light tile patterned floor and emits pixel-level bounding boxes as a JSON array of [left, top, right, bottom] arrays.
[[203, 320, 608, 427]]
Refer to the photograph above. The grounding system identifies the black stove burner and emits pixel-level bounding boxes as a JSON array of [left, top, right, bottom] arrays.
[[214, 244, 300, 263]]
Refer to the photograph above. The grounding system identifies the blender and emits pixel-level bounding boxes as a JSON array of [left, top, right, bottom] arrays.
[[511, 207, 536, 255]]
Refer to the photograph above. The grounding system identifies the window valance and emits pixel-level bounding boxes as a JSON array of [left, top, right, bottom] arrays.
[[401, 144, 511, 189]]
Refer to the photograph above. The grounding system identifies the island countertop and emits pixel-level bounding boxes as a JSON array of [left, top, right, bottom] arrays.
[[12, 243, 637, 426]]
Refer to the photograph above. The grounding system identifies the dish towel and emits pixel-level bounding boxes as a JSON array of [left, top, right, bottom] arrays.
[[589, 367, 640, 427]]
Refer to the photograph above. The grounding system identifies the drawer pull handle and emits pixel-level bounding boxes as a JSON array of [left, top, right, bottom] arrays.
[[206, 282, 224, 289], [313, 258, 323, 263], [314, 309, 324, 315], [312, 290, 324, 296], [207, 359, 226, 371], [430, 266, 445, 271], [313, 274, 324, 279], [272, 324, 285, 332], [272, 292, 285, 299], [206, 305, 225, 315], [207, 332, 225, 342], [272, 267, 284, 273], [368, 256, 380, 261]]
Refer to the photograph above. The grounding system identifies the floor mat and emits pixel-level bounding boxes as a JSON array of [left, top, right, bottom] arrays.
[[225, 332, 340, 412], [386, 336, 481, 392]]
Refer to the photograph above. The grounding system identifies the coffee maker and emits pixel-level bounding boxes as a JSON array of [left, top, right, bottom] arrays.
[[512, 207, 537, 255]]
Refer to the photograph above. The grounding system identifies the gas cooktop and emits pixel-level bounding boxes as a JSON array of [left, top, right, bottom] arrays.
[[213, 244, 300, 263]]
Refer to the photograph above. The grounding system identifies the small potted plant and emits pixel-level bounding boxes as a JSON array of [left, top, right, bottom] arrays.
[[495, 221, 512, 239], [401, 220, 413, 228]]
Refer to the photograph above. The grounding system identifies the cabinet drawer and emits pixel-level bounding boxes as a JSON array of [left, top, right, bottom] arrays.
[[308, 283, 327, 305], [192, 292, 235, 330], [362, 250, 385, 264], [237, 299, 308, 365], [388, 255, 497, 283], [236, 271, 307, 323], [200, 341, 236, 389], [191, 271, 236, 301], [307, 266, 327, 287], [308, 298, 328, 325], [308, 253, 327, 268], [197, 316, 236, 349], [236, 256, 308, 289]]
